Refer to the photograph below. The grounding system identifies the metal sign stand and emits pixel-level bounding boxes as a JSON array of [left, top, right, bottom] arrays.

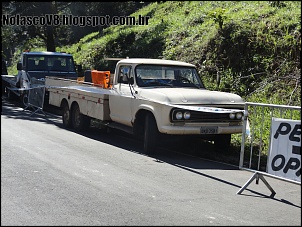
[[22, 86, 47, 117], [237, 171, 276, 197], [23, 104, 46, 117]]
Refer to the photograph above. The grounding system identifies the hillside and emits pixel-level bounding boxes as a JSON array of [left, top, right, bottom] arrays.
[[58, 1, 300, 106], [9, 1, 302, 106]]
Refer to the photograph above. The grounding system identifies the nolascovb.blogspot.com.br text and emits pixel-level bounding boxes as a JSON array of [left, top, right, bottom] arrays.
[[2, 14, 150, 27]]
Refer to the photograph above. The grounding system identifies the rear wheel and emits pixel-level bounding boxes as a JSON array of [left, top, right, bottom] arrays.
[[143, 113, 159, 155], [62, 102, 72, 128], [71, 103, 90, 131]]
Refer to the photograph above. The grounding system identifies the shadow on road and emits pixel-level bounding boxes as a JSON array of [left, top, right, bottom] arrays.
[[1, 97, 61, 125]]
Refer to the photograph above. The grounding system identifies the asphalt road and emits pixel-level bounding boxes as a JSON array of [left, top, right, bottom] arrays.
[[1, 99, 301, 226]]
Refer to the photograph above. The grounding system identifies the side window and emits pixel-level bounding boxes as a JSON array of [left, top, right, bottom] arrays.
[[27, 57, 39, 71], [118, 65, 132, 84]]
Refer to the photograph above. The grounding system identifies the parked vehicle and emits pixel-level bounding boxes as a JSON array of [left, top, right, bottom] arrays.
[[1, 51, 80, 106], [46, 58, 246, 154]]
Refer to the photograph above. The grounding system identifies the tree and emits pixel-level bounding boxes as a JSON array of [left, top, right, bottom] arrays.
[[1, 1, 150, 59]]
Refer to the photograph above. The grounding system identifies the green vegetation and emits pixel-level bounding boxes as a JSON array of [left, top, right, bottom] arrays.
[[56, 1, 301, 106], [6, 1, 301, 157]]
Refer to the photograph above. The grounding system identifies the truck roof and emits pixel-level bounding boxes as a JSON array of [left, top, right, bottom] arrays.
[[22, 51, 73, 57], [117, 58, 196, 67]]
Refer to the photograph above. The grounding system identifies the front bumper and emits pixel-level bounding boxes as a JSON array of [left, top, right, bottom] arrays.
[[159, 123, 243, 135]]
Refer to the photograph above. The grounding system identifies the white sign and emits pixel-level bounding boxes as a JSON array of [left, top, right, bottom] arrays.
[[267, 118, 301, 182]]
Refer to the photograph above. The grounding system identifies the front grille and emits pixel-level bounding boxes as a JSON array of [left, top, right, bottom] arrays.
[[170, 107, 243, 123]]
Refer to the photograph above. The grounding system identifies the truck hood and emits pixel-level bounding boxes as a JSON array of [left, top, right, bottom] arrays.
[[138, 88, 245, 106]]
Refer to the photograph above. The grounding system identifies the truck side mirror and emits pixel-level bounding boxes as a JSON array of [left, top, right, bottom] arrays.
[[129, 77, 134, 85], [17, 62, 22, 70]]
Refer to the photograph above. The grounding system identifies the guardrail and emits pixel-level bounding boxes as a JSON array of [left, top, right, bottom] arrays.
[[238, 102, 301, 196]]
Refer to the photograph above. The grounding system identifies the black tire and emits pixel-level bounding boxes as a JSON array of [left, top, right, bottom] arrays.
[[214, 134, 231, 153], [143, 113, 159, 155], [62, 101, 72, 128], [71, 103, 90, 131]]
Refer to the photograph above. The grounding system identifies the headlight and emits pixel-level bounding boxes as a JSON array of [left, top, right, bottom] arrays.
[[236, 112, 243, 119], [229, 113, 235, 119], [184, 111, 191, 120], [176, 112, 183, 120]]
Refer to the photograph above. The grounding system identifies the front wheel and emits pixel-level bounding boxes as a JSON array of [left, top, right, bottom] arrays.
[[71, 103, 90, 131], [143, 113, 159, 155]]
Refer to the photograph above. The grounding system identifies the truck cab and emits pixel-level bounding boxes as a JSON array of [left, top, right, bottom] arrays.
[[3, 51, 79, 106], [16, 51, 78, 89]]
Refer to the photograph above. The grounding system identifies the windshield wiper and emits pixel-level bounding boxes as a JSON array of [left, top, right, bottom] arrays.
[[144, 80, 173, 87], [177, 76, 201, 88]]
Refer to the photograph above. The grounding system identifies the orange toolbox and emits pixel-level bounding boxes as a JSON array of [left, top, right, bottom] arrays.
[[91, 70, 110, 88]]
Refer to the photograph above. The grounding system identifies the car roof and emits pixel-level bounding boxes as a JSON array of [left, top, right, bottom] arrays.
[[22, 51, 73, 57], [117, 58, 195, 67]]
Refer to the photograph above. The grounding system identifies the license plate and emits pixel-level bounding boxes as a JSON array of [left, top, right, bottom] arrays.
[[200, 126, 218, 134]]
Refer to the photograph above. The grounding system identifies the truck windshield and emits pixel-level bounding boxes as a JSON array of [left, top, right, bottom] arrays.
[[135, 65, 205, 88], [26, 55, 76, 73]]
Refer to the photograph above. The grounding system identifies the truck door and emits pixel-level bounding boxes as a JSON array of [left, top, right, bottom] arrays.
[[109, 65, 135, 126]]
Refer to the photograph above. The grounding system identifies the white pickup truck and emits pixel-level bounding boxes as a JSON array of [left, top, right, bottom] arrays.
[[46, 58, 246, 154]]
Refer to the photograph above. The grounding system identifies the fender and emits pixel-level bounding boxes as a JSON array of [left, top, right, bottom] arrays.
[[135, 103, 165, 132]]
